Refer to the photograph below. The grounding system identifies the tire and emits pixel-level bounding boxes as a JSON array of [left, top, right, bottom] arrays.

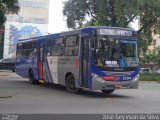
[[65, 75, 81, 94], [29, 70, 38, 85], [101, 89, 115, 94]]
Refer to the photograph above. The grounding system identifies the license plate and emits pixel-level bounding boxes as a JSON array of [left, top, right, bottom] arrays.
[[115, 84, 123, 88]]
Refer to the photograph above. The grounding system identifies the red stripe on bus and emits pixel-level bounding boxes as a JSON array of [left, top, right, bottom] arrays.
[[38, 63, 44, 80], [73, 58, 79, 68]]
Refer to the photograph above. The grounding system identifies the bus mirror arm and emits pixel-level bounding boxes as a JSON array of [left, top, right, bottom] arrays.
[[91, 42, 95, 48], [91, 37, 96, 48]]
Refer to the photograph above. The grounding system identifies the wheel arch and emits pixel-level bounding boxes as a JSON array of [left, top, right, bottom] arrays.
[[28, 68, 33, 77], [65, 72, 81, 94], [65, 72, 74, 83], [28, 68, 32, 74], [28, 68, 39, 84], [28, 68, 38, 80]]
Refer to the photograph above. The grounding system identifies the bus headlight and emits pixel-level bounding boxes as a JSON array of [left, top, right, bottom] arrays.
[[91, 73, 105, 83], [133, 75, 139, 82]]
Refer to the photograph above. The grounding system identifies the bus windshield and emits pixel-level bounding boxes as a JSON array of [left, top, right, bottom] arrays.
[[92, 36, 138, 67]]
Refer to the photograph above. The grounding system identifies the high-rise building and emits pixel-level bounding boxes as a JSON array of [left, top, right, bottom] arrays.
[[3, 0, 49, 58]]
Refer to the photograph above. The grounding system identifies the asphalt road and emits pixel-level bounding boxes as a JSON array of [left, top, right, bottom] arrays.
[[0, 71, 160, 114]]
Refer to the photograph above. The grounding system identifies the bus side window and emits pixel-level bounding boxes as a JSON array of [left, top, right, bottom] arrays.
[[47, 40, 52, 56], [17, 50, 22, 57], [64, 35, 79, 56], [58, 38, 64, 56], [50, 38, 64, 56]]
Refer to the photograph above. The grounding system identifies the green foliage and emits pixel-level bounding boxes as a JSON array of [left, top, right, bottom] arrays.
[[154, 46, 160, 66], [63, 0, 87, 28], [0, 0, 20, 27], [63, 0, 160, 54], [140, 73, 160, 81], [63, 0, 139, 28], [141, 52, 156, 66], [141, 46, 160, 66]]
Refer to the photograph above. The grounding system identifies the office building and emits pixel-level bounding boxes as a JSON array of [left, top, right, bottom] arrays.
[[3, 0, 49, 58]]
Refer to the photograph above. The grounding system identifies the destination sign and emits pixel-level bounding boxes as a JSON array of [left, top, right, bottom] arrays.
[[98, 29, 133, 37]]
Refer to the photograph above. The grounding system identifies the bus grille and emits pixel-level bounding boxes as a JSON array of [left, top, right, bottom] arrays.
[[104, 71, 134, 76]]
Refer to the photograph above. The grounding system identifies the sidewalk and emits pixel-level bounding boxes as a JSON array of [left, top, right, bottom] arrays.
[[0, 70, 10, 76]]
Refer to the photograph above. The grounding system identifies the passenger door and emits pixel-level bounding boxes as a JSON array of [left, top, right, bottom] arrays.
[[80, 37, 90, 88], [38, 42, 44, 80]]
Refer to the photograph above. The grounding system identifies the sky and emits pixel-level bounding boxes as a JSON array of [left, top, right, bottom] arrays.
[[130, 19, 139, 31], [48, 0, 139, 33], [48, 0, 68, 34]]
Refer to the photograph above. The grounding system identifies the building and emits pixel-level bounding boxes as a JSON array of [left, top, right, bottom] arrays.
[[0, 28, 4, 59], [148, 30, 160, 51], [3, 0, 49, 58]]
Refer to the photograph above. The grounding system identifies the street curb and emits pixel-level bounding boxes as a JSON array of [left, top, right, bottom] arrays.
[[139, 81, 160, 84], [0, 70, 11, 76], [0, 96, 13, 99], [0, 74, 8, 76], [0, 72, 8, 76]]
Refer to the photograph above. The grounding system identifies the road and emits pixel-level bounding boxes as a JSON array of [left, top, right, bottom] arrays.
[[0, 71, 160, 114]]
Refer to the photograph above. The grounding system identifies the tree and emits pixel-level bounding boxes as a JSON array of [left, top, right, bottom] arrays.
[[63, 0, 160, 54], [63, 0, 143, 28], [0, 0, 20, 27], [141, 51, 156, 65], [155, 46, 160, 66], [141, 46, 160, 67]]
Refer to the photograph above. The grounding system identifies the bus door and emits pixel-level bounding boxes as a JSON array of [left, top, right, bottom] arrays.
[[38, 40, 52, 83], [38, 42, 44, 80], [80, 37, 90, 88]]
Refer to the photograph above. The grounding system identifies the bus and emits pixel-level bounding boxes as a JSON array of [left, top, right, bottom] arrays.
[[16, 26, 140, 94]]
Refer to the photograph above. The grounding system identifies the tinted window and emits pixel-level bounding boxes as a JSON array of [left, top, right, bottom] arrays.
[[64, 35, 79, 56], [47, 38, 64, 56], [16, 41, 38, 57]]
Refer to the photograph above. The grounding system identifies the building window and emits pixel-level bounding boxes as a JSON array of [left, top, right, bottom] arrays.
[[153, 30, 157, 35], [153, 39, 156, 45], [7, 16, 14, 22], [19, 1, 47, 9], [15, 17, 46, 24]]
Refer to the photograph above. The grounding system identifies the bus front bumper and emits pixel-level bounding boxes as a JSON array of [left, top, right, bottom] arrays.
[[91, 73, 139, 90]]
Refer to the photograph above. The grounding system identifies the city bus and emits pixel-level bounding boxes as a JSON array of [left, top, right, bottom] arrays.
[[16, 26, 140, 94]]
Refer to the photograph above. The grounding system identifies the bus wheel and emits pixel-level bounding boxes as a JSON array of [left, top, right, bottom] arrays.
[[29, 70, 37, 85], [65, 75, 80, 94], [101, 89, 115, 94]]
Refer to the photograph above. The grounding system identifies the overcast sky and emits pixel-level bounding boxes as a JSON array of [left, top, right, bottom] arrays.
[[48, 0, 68, 34], [48, 0, 139, 33]]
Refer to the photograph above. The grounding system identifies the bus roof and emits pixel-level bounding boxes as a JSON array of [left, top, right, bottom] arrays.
[[81, 26, 135, 31], [17, 33, 59, 43], [17, 26, 136, 43]]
